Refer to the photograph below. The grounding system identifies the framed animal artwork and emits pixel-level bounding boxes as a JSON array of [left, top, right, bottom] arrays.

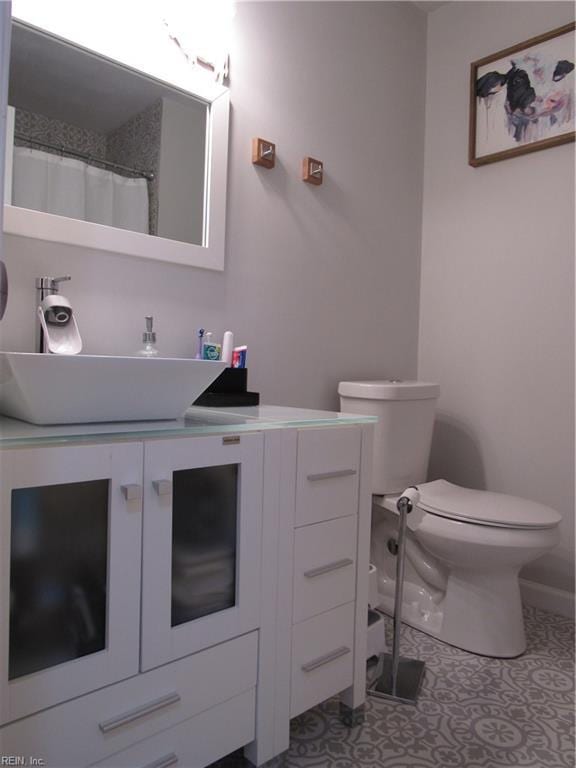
[[469, 22, 575, 167]]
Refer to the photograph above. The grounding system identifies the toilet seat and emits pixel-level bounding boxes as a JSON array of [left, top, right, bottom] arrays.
[[416, 479, 561, 530]]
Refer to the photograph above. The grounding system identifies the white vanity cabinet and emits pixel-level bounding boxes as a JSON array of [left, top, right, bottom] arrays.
[[0, 433, 263, 767], [0, 408, 374, 768]]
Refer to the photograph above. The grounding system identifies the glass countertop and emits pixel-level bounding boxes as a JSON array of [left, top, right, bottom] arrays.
[[0, 405, 376, 448]]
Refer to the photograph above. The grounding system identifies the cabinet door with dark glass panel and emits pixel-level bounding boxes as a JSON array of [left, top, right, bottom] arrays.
[[0, 442, 143, 725], [141, 434, 263, 671]]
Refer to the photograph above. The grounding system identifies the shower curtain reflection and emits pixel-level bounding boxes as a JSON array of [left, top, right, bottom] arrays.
[[12, 147, 149, 234]]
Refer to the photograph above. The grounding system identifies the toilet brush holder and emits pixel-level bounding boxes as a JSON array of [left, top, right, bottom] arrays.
[[368, 487, 425, 705]]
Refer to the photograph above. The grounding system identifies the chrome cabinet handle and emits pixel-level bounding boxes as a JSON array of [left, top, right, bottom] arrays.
[[152, 479, 173, 496], [142, 754, 178, 768], [98, 692, 181, 733], [307, 469, 357, 482], [304, 558, 354, 579], [121, 484, 142, 502], [301, 646, 351, 673]]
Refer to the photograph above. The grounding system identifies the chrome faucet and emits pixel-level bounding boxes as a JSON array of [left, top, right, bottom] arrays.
[[36, 276, 70, 353], [36, 275, 82, 354]]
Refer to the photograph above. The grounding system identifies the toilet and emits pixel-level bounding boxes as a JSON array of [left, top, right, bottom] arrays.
[[338, 380, 562, 658]]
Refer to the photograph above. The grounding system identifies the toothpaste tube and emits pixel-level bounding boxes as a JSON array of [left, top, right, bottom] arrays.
[[232, 345, 247, 368]]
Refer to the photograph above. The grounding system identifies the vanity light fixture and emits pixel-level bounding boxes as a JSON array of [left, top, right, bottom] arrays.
[[302, 157, 323, 186], [252, 138, 276, 169]]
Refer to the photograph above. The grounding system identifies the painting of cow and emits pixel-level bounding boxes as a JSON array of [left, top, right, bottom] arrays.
[[469, 23, 575, 166]]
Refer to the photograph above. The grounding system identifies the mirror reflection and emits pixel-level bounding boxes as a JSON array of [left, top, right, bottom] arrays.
[[7, 21, 208, 246]]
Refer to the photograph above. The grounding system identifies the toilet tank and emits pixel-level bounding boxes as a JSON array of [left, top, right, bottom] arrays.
[[338, 380, 440, 494]]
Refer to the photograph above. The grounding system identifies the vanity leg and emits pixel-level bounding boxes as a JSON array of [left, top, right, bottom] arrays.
[[244, 749, 289, 767], [339, 696, 365, 727]]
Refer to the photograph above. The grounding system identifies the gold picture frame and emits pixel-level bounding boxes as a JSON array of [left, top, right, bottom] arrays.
[[469, 22, 575, 167]]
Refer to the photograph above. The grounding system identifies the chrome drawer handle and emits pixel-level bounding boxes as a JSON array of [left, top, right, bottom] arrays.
[[304, 558, 354, 579], [301, 646, 351, 673], [142, 754, 178, 768], [307, 469, 357, 482], [121, 484, 142, 502], [153, 479, 173, 496], [98, 692, 181, 733]]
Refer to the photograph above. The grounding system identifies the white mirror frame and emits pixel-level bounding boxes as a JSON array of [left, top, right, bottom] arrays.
[[3, 18, 230, 272]]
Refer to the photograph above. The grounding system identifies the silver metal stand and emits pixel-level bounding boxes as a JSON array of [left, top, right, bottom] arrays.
[[368, 490, 425, 705]]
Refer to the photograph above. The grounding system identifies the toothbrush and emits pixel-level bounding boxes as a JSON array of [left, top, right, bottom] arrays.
[[195, 328, 205, 359]]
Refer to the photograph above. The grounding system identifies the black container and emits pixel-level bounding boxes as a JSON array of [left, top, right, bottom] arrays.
[[207, 367, 247, 394], [194, 391, 260, 408], [194, 368, 260, 408]]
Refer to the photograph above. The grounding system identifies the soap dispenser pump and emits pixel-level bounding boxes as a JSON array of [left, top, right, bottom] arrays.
[[139, 316, 159, 357]]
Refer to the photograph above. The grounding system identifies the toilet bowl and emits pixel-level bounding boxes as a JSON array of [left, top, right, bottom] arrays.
[[338, 379, 563, 659], [372, 480, 561, 657]]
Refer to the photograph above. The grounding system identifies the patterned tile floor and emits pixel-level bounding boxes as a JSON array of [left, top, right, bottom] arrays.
[[212, 606, 575, 768]]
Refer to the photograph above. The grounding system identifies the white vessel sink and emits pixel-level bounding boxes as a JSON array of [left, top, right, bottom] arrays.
[[0, 352, 226, 425]]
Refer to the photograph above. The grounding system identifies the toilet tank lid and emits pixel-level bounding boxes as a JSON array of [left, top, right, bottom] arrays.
[[417, 480, 562, 529], [338, 380, 440, 400]]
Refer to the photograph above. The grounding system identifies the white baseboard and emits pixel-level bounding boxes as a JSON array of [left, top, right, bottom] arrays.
[[520, 578, 575, 619]]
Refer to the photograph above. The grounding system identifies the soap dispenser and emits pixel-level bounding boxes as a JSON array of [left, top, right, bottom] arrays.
[[138, 316, 159, 357]]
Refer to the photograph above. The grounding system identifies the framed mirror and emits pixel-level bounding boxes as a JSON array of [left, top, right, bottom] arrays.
[[3, 17, 229, 271]]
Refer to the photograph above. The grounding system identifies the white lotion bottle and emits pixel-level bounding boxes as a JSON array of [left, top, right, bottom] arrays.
[[221, 331, 234, 366]]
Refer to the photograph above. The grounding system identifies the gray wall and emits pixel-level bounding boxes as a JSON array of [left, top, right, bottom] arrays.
[[419, 1, 575, 593], [0, 1, 427, 410]]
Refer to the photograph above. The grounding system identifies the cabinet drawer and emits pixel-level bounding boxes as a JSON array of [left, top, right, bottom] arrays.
[[293, 515, 357, 624], [290, 603, 355, 718], [296, 427, 360, 526], [92, 688, 255, 768], [0, 632, 257, 768]]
